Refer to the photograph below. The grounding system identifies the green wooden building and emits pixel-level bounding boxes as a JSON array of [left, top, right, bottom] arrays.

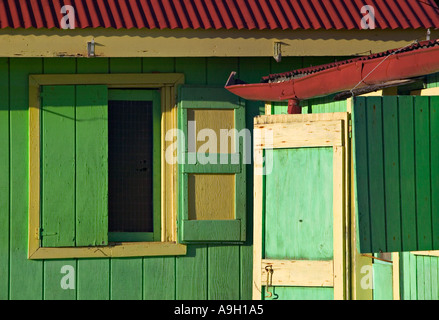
[[1, 0, 439, 300]]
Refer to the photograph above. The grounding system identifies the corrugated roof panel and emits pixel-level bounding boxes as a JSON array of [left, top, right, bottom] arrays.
[[0, 0, 438, 30]]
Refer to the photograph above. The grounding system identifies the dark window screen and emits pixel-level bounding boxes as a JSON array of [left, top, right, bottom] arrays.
[[108, 100, 153, 233]]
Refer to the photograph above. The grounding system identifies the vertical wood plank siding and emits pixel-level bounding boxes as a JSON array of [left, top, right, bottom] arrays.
[[354, 96, 439, 253], [0, 58, 9, 300], [400, 253, 439, 300], [0, 57, 273, 300], [4, 57, 433, 299]]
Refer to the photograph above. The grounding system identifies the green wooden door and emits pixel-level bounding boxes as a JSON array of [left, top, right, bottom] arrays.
[[253, 113, 349, 300]]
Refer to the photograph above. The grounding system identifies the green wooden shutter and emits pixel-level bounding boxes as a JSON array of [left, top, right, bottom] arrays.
[[178, 86, 246, 243], [353, 96, 439, 253], [41, 85, 108, 247]]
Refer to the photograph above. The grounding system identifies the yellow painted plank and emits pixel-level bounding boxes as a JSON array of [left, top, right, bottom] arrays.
[[333, 145, 346, 300], [393, 252, 400, 300], [411, 88, 439, 96], [264, 102, 272, 116], [30, 242, 187, 259], [0, 28, 435, 57], [261, 259, 334, 287], [412, 251, 439, 257], [28, 88, 40, 258], [252, 145, 264, 300]]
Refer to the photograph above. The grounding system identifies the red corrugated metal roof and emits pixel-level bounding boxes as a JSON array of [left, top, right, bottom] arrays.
[[1, 0, 439, 30]]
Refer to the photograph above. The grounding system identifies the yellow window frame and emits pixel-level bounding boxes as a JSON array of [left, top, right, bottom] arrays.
[[28, 73, 186, 259]]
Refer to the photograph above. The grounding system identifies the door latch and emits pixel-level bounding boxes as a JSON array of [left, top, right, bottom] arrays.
[[265, 265, 278, 299]]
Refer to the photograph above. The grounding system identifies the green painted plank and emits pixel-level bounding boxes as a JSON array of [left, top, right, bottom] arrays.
[[432, 97, 439, 249], [270, 57, 302, 75], [41, 85, 76, 247], [417, 256, 425, 300], [179, 86, 240, 109], [143, 257, 176, 300], [110, 58, 142, 73], [77, 259, 110, 300], [76, 58, 108, 73], [0, 58, 9, 300], [307, 95, 347, 114], [272, 102, 288, 115], [366, 97, 387, 253], [414, 97, 432, 250], [76, 58, 110, 301], [427, 72, 439, 88], [175, 58, 205, 85], [110, 258, 143, 300], [43, 260, 77, 300], [410, 253, 417, 300], [399, 96, 417, 251], [9, 58, 43, 300], [43, 58, 76, 74], [265, 148, 333, 260], [207, 58, 238, 86], [353, 97, 372, 253], [401, 252, 411, 300], [42, 58, 77, 301], [264, 287, 333, 300], [302, 57, 335, 69], [176, 245, 208, 300], [207, 245, 240, 300], [373, 261, 393, 300], [75, 85, 108, 247], [182, 220, 241, 242], [424, 256, 432, 300], [143, 58, 175, 73], [432, 257, 438, 300], [382, 97, 402, 251]]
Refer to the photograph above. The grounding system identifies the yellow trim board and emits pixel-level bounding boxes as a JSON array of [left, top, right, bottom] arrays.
[[393, 252, 400, 300], [412, 251, 439, 257], [261, 259, 334, 287], [411, 87, 439, 96], [1, 27, 436, 57], [29, 73, 185, 259]]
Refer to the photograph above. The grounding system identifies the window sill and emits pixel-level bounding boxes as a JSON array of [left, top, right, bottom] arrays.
[[28, 242, 187, 260]]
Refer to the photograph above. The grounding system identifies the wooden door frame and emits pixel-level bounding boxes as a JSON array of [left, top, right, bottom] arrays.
[[253, 112, 350, 300]]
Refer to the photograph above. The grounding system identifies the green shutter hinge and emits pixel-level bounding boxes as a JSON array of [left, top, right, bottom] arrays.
[[36, 228, 58, 240]]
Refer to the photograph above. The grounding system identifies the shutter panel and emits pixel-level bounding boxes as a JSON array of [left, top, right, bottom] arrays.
[[178, 86, 246, 243], [353, 96, 439, 253], [41, 85, 76, 247], [41, 85, 108, 247], [75, 85, 108, 246]]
